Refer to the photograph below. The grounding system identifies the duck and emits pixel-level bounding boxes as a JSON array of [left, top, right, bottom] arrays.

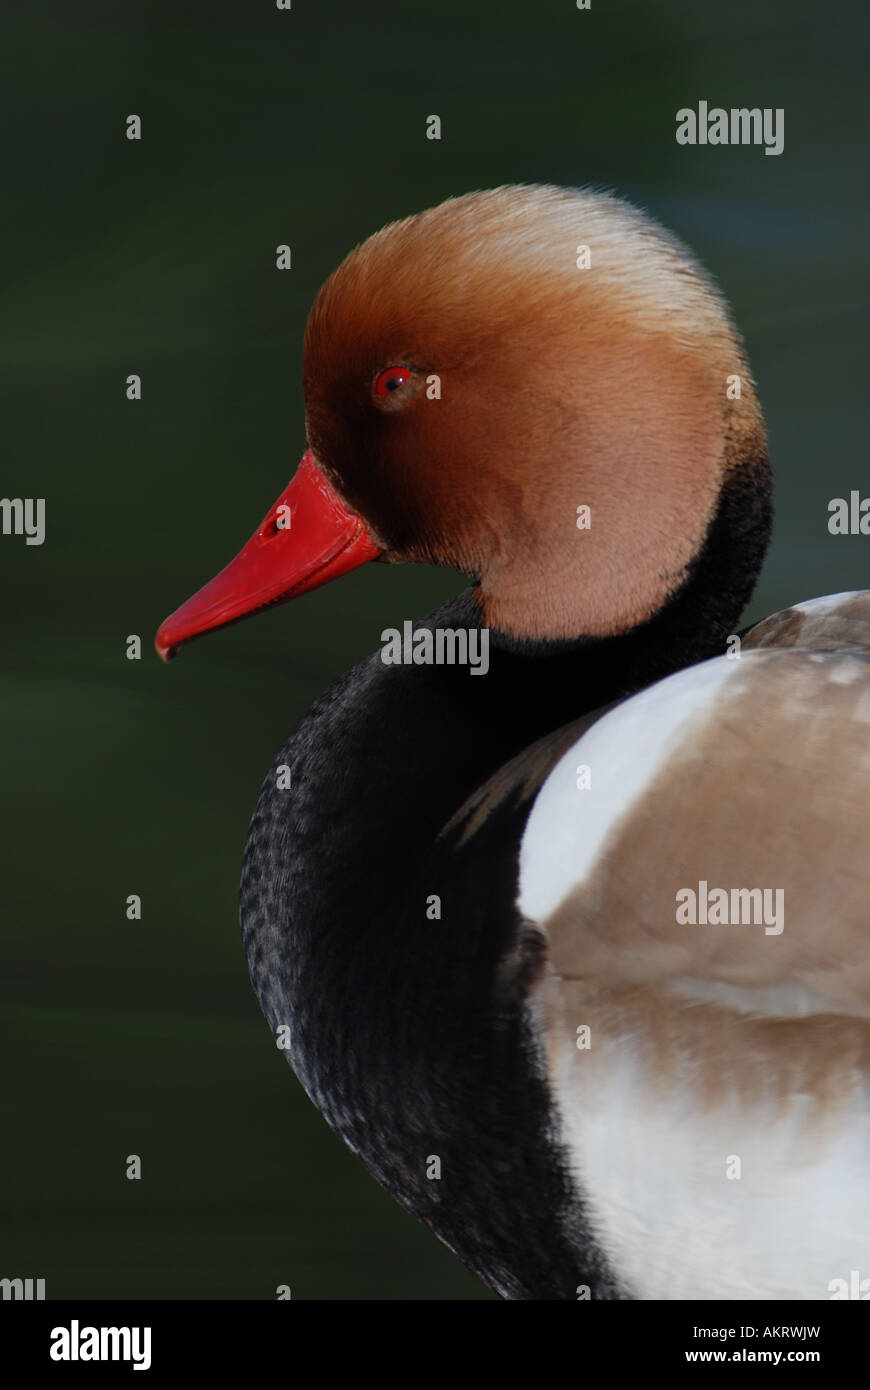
[[155, 184, 870, 1301]]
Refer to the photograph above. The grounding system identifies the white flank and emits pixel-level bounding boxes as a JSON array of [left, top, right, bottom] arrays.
[[518, 654, 741, 923]]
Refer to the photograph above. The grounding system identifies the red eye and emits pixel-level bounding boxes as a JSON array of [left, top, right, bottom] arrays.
[[373, 366, 412, 397]]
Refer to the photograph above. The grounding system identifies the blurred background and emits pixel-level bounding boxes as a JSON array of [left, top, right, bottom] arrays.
[[2, 0, 868, 1299]]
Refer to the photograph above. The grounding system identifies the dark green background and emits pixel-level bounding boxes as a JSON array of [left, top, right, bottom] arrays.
[[2, 0, 867, 1298]]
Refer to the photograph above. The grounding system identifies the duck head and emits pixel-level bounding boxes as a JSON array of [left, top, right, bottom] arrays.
[[156, 184, 769, 659]]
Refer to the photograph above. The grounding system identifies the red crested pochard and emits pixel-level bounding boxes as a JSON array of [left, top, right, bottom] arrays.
[[156, 185, 870, 1301]]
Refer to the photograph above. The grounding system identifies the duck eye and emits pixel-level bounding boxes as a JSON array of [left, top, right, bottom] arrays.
[[373, 366, 412, 398]]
